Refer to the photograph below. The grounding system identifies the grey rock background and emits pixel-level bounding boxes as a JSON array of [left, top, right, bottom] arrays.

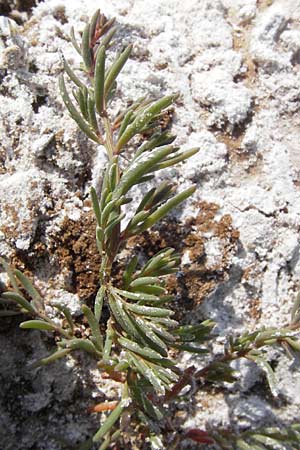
[[1, 0, 300, 449]]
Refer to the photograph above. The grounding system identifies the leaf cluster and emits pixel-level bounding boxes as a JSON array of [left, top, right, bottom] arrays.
[[209, 423, 300, 450]]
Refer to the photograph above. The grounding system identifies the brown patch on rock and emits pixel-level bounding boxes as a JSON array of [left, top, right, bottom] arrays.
[[0, 150, 6, 174], [248, 297, 262, 320], [232, 30, 257, 86], [257, 0, 274, 10], [1, 204, 19, 242], [48, 211, 101, 302], [182, 202, 240, 306], [53, 5, 68, 24]]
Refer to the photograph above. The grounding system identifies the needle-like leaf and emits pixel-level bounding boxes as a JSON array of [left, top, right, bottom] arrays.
[[81, 22, 93, 71], [59, 75, 100, 143], [104, 44, 132, 97], [1, 292, 36, 313], [14, 269, 44, 312], [20, 320, 57, 331], [116, 94, 178, 151], [136, 186, 196, 233], [82, 305, 103, 351], [62, 56, 85, 89], [94, 45, 106, 115]]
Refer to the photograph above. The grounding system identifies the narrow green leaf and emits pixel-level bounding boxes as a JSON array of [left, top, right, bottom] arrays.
[[106, 80, 117, 103], [118, 110, 135, 138], [14, 270, 44, 311], [61, 338, 100, 355], [115, 196, 132, 207], [91, 187, 101, 225], [70, 26, 81, 54], [81, 22, 93, 71], [140, 248, 175, 276], [118, 336, 163, 360], [154, 147, 199, 170], [1, 292, 36, 313], [31, 349, 71, 368], [126, 303, 173, 318], [96, 226, 104, 253], [59, 75, 100, 143], [104, 212, 125, 239], [134, 131, 176, 159], [95, 285, 105, 322], [114, 96, 146, 128], [20, 320, 56, 331], [94, 45, 106, 114], [114, 360, 129, 371], [130, 277, 160, 288], [62, 56, 85, 89], [82, 305, 103, 351], [113, 145, 174, 199], [101, 198, 118, 226], [255, 328, 297, 345], [98, 434, 111, 450], [135, 189, 155, 214], [135, 317, 168, 356], [123, 256, 138, 289], [113, 288, 159, 302], [116, 94, 178, 151], [87, 94, 98, 132], [145, 182, 174, 210], [151, 363, 179, 383], [172, 343, 209, 354], [108, 292, 143, 343], [54, 304, 74, 333], [89, 9, 100, 42], [130, 284, 167, 298], [146, 320, 176, 342], [103, 320, 114, 360], [174, 320, 215, 342], [100, 186, 110, 212], [137, 186, 196, 233], [104, 44, 132, 97], [126, 211, 150, 233], [150, 294, 175, 306], [108, 160, 118, 191], [204, 362, 237, 383], [127, 352, 165, 395], [101, 25, 118, 48], [75, 87, 89, 120], [101, 189, 113, 210]]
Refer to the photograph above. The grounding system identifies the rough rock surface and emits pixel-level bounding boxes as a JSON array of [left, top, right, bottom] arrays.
[[1, 0, 300, 449]]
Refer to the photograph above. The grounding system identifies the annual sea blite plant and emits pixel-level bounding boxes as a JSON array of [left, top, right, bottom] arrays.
[[1, 9, 300, 450]]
